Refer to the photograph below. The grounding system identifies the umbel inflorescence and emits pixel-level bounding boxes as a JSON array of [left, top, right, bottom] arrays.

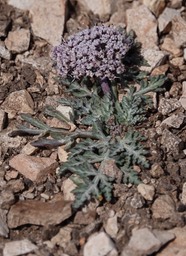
[[52, 25, 134, 81]]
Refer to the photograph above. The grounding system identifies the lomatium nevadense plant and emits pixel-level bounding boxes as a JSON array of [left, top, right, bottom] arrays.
[[11, 25, 167, 208]]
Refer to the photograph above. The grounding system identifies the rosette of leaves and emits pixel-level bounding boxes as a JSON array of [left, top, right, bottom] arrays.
[[11, 25, 167, 209]]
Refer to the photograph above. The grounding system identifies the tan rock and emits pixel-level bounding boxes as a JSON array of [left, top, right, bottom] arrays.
[[5, 29, 30, 53], [0, 209, 9, 238], [104, 214, 118, 238], [51, 226, 72, 247], [77, 0, 113, 17], [0, 109, 7, 131], [157, 227, 186, 256], [161, 37, 182, 57], [143, 0, 166, 17], [9, 154, 58, 183], [152, 195, 176, 220], [1, 90, 34, 118], [3, 239, 38, 256], [181, 182, 186, 205], [21, 142, 38, 155], [141, 48, 166, 72], [7, 194, 72, 228], [158, 7, 180, 33], [61, 178, 76, 201], [137, 183, 155, 201], [158, 98, 181, 115], [172, 16, 186, 48], [0, 41, 11, 60], [8, 0, 67, 46], [126, 5, 158, 49], [170, 57, 184, 67], [161, 113, 185, 128], [161, 129, 182, 154], [179, 81, 186, 110]]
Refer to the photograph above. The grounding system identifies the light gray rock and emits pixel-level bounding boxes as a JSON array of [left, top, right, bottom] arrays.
[[0, 109, 7, 131], [179, 81, 186, 110], [0, 209, 9, 238], [126, 5, 158, 50], [158, 7, 180, 33], [8, 0, 67, 46], [51, 226, 72, 248], [104, 214, 119, 238], [158, 98, 181, 115], [137, 183, 155, 201], [5, 29, 30, 53], [3, 239, 38, 256], [83, 231, 118, 256], [0, 41, 11, 60], [122, 228, 175, 256], [1, 90, 34, 118], [77, 0, 113, 17], [161, 113, 185, 128], [141, 48, 166, 72], [130, 193, 145, 209], [61, 178, 76, 201], [181, 182, 186, 205], [161, 129, 182, 154]]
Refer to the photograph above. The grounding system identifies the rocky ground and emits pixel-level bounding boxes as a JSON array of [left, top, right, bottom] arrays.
[[0, 0, 186, 255]]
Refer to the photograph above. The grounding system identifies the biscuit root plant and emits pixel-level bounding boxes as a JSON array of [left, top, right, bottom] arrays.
[[11, 25, 167, 209]]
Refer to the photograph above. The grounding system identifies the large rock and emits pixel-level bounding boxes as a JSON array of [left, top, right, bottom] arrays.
[[77, 0, 114, 17], [8, 0, 67, 46], [3, 239, 38, 256], [126, 5, 158, 49]]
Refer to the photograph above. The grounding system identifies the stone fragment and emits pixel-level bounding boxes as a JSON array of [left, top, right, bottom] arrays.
[[122, 228, 175, 256], [8, 0, 67, 46], [169, 0, 183, 9], [3, 239, 38, 256], [9, 154, 58, 183], [6, 179, 25, 193], [0, 109, 7, 131], [137, 184, 155, 201], [21, 142, 38, 155], [77, 0, 113, 17], [74, 210, 96, 225], [61, 178, 76, 201], [161, 37, 182, 57], [56, 105, 76, 131], [179, 158, 186, 178], [141, 49, 166, 72], [0, 209, 9, 238], [181, 182, 186, 205], [1, 90, 34, 118], [5, 29, 30, 53], [150, 163, 164, 178], [184, 48, 186, 62], [161, 113, 185, 128], [179, 81, 186, 110], [0, 18, 11, 38], [8, 194, 72, 228], [126, 5, 158, 49], [161, 129, 182, 154], [142, 0, 166, 17], [157, 227, 186, 256], [158, 7, 180, 33], [158, 98, 181, 115], [0, 41, 11, 60], [58, 146, 69, 162], [0, 190, 15, 210], [46, 72, 60, 95], [0, 131, 26, 154], [172, 16, 186, 48], [152, 195, 176, 220], [51, 226, 72, 248], [151, 64, 169, 76], [170, 57, 184, 67], [104, 214, 118, 238], [83, 231, 118, 256], [5, 170, 18, 181], [130, 193, 145, 209]]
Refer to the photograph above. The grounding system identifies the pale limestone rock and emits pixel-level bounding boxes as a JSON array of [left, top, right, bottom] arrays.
[[137, 184, 155, 201], [157, 227, 186, 256], [122, 228, 175, 256], [77, 0, 113, 17], [170, 57, 184, 67], [21, 142, 38, 155], [104, 214, 119, 238], [84, 231, 118, 256], [179, 81, 186, 110], [181, 182, 186, 205], [0, 209, 9, 238], [161, 129, 182, 154], [161, 37, 182, 57], [172, 16, 186, 48], [158, 7, 180, 33], [126, 5, 158, 50], [143, 0, 166, 17], [5, 29, 30, 53], [58, 146, 69, 162], [8, 0, 67, 46], [152, 195, 176, 219], [141, 49, 166, 72], [161, 113, 185, 128], [51, 226, 72, 248], [61, 178, 76, 201], [158, 98, 181, 115], [7, 194, 72, 228], [9, 154, 58, 183], [3, 239, 38, 256], [1, 90, 34, 118], [0, 41, 11, 60]]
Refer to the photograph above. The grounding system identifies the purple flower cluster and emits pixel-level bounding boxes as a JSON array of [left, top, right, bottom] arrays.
[[52, 25, 133, 81]]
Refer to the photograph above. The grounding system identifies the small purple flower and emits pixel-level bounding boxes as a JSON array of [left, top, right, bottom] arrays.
[[52, 25, 134, 81]]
